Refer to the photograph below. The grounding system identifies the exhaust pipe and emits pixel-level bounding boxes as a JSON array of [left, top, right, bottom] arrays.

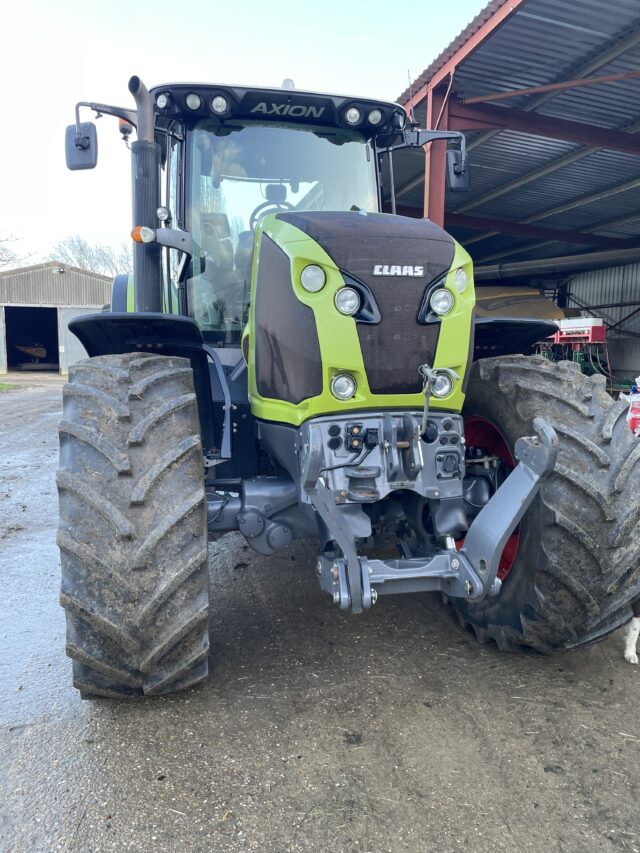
[[128, 76, 162, 313]]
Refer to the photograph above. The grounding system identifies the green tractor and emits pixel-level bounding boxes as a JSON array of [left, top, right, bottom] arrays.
[[59, 76, 638, 699]]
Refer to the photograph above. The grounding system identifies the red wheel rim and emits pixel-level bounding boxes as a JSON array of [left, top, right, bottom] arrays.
[[459, 416, 520, 581]]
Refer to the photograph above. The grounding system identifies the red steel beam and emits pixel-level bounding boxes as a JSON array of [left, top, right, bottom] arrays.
[[423, 87, 448, 225], [449, 101, 640, 155], [446, 212, 639, 249], [462, 68, 640, 106], [403, 0, 527, 114]]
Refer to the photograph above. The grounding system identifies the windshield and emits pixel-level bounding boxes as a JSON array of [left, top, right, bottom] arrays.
[[186, 120, 378, 344]]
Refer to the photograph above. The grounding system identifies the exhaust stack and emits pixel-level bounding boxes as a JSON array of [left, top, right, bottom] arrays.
[[128, 76, 162, 313]]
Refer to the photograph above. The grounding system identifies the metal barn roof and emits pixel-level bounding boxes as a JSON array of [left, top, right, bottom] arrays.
[[0, 262, 111, 306], [397, 0, 640, 273]]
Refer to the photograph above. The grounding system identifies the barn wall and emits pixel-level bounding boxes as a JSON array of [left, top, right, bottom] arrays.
[[568, 263, 640, 377], [57, 307, 101, 374]]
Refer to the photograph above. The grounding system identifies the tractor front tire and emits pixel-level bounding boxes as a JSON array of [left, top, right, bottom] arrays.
[[57, 353, 210, 698], [454, 355, 639, 652]]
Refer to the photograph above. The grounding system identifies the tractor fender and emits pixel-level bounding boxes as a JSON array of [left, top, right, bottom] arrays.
[[68, 312, 219, 454]]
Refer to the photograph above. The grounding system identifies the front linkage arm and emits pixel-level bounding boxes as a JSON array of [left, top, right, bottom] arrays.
[[459, 417, 558, 598], [307, 417, 558, 613]]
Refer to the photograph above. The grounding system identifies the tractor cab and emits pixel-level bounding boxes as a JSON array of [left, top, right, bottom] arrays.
[[66, 79, 469, 351], [150, 83, 406, 346]]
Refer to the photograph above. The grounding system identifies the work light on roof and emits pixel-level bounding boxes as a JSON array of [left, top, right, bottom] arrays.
[[368, 109, 382, 126], [345, 107, 361, 125], [156, 93, 171, 110], [186, 93, 202, 110], [211, 95, 228, 114]]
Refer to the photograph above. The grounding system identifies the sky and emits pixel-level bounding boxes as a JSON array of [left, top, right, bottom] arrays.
[[1, 0, 487, 266]]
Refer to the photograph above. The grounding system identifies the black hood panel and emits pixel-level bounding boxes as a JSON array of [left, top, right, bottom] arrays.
[[277, 211, 455, 395]]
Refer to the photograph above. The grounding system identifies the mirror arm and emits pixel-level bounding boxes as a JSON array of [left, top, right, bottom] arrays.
[[379, 128, 466, 163], [415, 130, 468, 176], [73, 101, 138, 148]]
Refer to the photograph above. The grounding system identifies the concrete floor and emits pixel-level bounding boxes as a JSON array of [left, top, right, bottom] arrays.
[[1, 382, 639, 853]]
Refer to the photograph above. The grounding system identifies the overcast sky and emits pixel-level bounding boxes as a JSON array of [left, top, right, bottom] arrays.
[[1, 0, 486, 266]]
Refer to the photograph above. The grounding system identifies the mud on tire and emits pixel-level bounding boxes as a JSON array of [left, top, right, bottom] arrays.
[[454, 355, 639, 652], [57, 353, 209, 698]]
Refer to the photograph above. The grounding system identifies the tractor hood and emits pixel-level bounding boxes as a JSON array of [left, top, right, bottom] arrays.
[[275, 211, 456, 396], [246, 210, 475, 426]]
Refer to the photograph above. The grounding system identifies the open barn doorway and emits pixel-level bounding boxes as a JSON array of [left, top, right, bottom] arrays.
[[5, 307, 59, 371]]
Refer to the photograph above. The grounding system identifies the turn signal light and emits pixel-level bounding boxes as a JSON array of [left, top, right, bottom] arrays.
[[131, 226, 156, 243]]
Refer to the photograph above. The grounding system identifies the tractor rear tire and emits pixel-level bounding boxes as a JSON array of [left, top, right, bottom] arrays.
[[57, 352, 210, 698], [453, 355, 640, 652]]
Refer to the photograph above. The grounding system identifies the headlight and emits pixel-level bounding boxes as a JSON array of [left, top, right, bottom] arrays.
[[300, 264, 326, 292], [331, 374, 357, 400], [429, 288, 454, 315], [368, 109, 382, 125], [345, 107, 361, 125], [455, 267, 469, 293], [334, 287, 360, 315], [211, 95, 228, 114], [186, 93, 202, 110], [432, 373, 453, 398]]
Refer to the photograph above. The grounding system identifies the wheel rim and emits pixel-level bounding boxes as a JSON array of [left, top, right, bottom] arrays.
[[461, 415, 520, 581]]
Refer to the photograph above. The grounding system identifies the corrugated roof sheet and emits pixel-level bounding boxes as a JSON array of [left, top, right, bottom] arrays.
[[0, 261, 111, 306], [397, 0, 510, 104], [396, 0, 640, 274]]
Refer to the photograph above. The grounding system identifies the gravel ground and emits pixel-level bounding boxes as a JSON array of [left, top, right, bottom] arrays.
[[1, 382, 639, 853]]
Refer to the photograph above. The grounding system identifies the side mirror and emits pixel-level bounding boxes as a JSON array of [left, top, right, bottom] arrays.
[[446, 149, 470, 191], [65, 122, 98, 170]]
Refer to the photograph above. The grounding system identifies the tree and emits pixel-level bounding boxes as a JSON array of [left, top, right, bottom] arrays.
[[0, 232, 20, 268], [48, 235, 132, 277]]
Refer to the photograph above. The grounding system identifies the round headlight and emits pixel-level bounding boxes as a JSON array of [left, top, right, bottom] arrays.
[[156, 93, 171, 110], [334, 287, 360, 316], [429, 288, 454, 316], [331, 374, 357, 400], [455, 267, 469, 293], [345, 107, 361, 125], [211, 95, 228, 114], [432, 373, 453, 398], [300, 264, 326, 292], [186, 93, 202, 110], [368, 109, 383, 125]]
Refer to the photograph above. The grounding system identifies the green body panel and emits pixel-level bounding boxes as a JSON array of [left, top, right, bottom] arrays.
[[119, 274, 178, 314], [247, 215, 475, 426]]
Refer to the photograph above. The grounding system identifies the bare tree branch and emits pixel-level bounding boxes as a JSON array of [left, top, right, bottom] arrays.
[[47, 235, 132, 277], [0, 232, 20, 268]]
